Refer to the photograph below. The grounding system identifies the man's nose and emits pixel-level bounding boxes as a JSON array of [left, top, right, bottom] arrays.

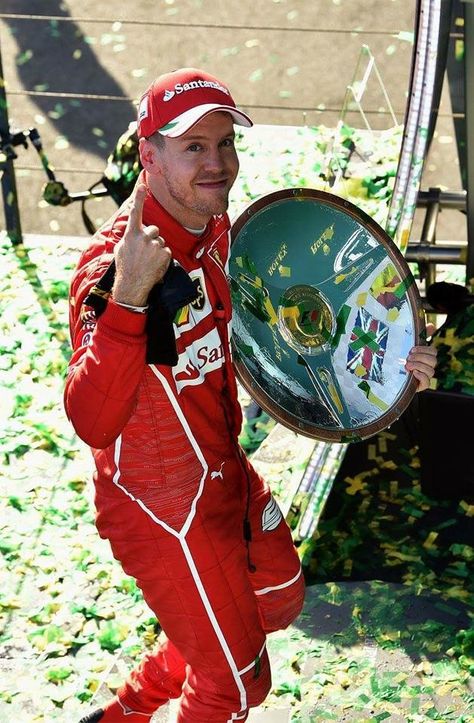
[[204, 147, 225, 172]]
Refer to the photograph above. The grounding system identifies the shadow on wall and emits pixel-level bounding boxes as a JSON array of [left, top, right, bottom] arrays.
[[2, 0, 136, 157]]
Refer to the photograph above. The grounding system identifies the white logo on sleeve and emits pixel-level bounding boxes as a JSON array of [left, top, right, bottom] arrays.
[[261, 497, 283, 532], [138, 96, 149, 120]]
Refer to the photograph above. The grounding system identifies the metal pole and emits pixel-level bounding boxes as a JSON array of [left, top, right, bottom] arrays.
[[426, 0, 455, 151], [0, 35, 22, 245], [417, 188, 466, 209], [405, 243, 467, 264], [447, 0, 467, 188], [419, 190, 440, 246], [465, 1, 474, 281]]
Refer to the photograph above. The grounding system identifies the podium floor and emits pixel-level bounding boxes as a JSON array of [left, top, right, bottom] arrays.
[[90, 582, 472, 722], [1, 234, 473, 721]]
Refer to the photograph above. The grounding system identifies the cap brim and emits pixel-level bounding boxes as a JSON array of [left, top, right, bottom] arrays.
[[158, 103, 253, 137]]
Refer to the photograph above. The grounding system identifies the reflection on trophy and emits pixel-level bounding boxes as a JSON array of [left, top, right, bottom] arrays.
[[230, 188, 423, 443]]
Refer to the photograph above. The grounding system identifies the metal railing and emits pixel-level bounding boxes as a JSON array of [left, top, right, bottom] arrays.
[[0, 4, 471, 287]]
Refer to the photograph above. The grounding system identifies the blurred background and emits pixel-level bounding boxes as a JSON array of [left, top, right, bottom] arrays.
[[0, 0, 466, 246]]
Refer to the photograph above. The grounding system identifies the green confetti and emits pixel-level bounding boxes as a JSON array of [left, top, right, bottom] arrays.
[[17, 50, 33, 66], [249, 69, 263, 82]]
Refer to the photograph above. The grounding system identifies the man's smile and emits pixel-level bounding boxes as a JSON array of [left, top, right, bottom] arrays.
[[195, 178, 229, 189]]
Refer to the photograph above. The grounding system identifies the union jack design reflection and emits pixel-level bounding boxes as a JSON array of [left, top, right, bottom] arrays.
[[346, 308, 388, 382]]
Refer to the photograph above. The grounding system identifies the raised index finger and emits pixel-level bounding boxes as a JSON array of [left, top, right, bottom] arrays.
[[127, 183, 147, 232]]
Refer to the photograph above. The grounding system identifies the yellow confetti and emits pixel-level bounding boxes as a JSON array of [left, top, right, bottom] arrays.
[[0, 595, 21, 609], [380, 630, 401, 642], [351, 605, 362, 619], [344, 475, 366, 495], [400, 228, 410, 253], [460, 500, 474, 517], [310, 224, 334, 254], [415, 660, 433, 675], [423, 531, 438, 549], [318, 370, 344, 413], [445, 585, 470, 599], [393, 672, 407, 684], [87, 679, 100, 693], [262, 297, 278, 325], [367, 444, 377, 460], [335, 671, 351, 688], [343, 558, 352, 576], [335, 266, 358, 284], [359, 497, 371, 513], [326, 582, 341, 605], [362, 386, 389, 411], [436, 682, 456, 695]]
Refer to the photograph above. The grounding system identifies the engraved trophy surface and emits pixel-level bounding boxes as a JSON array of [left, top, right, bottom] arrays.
[[230, 188, 423, 442]]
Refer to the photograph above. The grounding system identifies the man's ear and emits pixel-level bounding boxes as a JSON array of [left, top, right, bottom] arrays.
[[139, 137, 160, 172]]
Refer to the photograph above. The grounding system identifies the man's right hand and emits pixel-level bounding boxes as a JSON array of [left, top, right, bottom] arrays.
[[112, 183, 172, 306]]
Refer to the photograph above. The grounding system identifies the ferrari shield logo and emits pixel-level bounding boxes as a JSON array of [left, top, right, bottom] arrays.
[[191, 278, 206, 311]]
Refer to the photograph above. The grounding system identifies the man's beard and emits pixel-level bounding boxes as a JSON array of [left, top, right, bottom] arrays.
[[159, 160, 234, 221], [170, 179, 230, 217]]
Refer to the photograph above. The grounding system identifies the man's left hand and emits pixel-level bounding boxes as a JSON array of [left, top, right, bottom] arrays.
[[405, 323, 437, 392]]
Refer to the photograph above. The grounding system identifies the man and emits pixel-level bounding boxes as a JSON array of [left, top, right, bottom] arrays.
[[65, 68, 437, 723]]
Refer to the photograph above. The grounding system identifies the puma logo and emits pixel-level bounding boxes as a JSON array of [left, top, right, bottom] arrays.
[[211, 462, 225, 481]]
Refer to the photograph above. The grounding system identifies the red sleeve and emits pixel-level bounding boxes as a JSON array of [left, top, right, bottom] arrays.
[[64, 248, 147, 449]]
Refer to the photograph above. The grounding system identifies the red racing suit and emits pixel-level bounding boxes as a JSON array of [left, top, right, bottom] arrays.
[[64, 181, 305, 722]]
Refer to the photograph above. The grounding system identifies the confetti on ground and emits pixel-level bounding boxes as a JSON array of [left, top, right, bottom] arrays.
[[0, 119, 472, 718]]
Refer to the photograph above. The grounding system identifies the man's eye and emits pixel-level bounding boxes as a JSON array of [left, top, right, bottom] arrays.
[[187, 143, 201, 152], [221, 138, 235, 147]]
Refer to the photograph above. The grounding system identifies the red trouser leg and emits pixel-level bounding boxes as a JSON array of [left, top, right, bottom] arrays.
[[116, 632, 186, 712], [242, 457, 306, 633], [94, 457, 303, 722]]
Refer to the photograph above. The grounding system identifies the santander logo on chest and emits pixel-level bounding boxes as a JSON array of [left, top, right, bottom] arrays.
[[173, 327, 227, 393]]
